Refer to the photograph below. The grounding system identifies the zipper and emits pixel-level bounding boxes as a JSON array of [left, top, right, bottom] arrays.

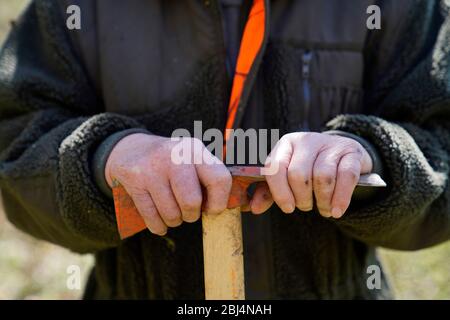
[[301, 50, 313, 131]]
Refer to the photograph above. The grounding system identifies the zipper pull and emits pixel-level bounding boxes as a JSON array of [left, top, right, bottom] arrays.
[[300, 51, 313, 132], [302, 51, 312, 80]]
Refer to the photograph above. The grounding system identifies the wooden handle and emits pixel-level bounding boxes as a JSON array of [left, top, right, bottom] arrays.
[[202, 208, 245, 300]]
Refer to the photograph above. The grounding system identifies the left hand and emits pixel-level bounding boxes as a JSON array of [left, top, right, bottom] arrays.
[[248, 132, 373, 218]]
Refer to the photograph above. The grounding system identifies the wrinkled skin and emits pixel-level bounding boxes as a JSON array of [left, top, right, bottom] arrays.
[[253, 132, 373, 218], [106, 132, 372, 235]]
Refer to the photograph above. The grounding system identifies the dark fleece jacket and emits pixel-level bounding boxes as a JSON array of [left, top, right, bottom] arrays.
[[0, 0, 449, 299]]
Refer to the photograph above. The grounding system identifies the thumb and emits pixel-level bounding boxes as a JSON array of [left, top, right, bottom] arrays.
[[249, 182, 274, 214]]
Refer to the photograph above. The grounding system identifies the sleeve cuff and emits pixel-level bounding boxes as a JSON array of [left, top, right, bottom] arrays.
[[92, 128, 151, 199]]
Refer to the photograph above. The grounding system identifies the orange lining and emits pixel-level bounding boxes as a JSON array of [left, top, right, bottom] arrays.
[[224, 0, 266, 144]]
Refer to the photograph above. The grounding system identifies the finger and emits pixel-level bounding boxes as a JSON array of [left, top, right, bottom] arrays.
[[313, 149, 338, 218], [196, 149, 232, 215], [287, 143, 319, 212], [147, 178, 183, 227], [265, 138, 296, 213], [169, 165, 202, 223], [129, 190, 167, 236], [249, 182, 274, 214], [330, 152, 361, 218]]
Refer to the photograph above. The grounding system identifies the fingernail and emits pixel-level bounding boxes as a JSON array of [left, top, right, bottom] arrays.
[[284, 204, 295, 214], [331, 207, 343, 218], [298, 206, 313, 212]]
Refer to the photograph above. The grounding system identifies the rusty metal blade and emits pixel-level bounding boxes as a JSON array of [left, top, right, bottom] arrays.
[[228, 166, 264, 180], [228, 166, 386, 187]]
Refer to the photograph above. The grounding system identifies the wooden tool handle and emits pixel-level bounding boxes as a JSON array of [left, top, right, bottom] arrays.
[[202, 208, 245, 300]]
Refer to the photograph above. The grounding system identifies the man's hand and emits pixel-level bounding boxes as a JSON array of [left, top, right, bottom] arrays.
[[250, 132, 373, 218], [105, 134, 232, 236]]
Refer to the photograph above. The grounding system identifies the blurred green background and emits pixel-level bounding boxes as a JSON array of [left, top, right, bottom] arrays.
[[0, 0, 449, 300]]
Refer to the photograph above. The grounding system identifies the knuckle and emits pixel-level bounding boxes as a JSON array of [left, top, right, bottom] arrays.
[[341, 167, 359, 182], [214, 171, 232, 189], [116, 163, 151, 184], [286, 131, 301, 140], [287, 168, 310, 186], [298, 132, 319, 143], [207, 202, 227, 215], [130, 190, 151, 204], [180, 195, 202, 213], [162, 212, 182, 227], [114, 163, 134, 179], [299, 131, 313, 140], [315, 170, 336, 186], [343, 142, 363, 155], [140, 205, 158, 220]]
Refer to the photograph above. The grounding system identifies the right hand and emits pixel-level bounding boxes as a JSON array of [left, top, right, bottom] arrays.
[[105, 133, 232, 236]]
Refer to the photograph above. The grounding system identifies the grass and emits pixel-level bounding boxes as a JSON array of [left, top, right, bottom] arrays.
[[0, 0, 30, 44], [0, 0, 449, 300], [0, 208, 93, 299], [380, 243, 450, 299]]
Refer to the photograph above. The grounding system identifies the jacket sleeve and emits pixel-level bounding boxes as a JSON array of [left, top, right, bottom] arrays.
[[326, 0, 450, 250], [0, 0, 144, 253]]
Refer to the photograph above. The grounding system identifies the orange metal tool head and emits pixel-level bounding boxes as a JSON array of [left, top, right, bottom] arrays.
[[112, 166, 263, 239]]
